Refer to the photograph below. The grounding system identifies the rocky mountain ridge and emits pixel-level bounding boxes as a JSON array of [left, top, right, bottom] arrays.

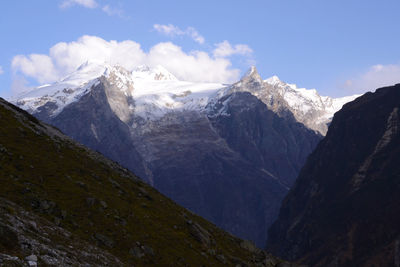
[[13, 62, 358, 135], [267, 84, 400, 266], [228, 66, 359, 134]]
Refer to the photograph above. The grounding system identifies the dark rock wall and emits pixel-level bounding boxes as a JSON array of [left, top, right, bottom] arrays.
[[267, 85, 400, 266]]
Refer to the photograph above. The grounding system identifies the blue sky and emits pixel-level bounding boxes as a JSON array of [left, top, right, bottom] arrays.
[[1, 0, 400, 98]]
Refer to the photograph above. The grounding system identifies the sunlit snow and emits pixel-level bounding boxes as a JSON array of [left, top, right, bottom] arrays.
[[12, 62, 359, 130]]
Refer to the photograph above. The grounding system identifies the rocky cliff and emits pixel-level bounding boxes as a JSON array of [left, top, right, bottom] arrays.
[[267, 84, 400, 266]]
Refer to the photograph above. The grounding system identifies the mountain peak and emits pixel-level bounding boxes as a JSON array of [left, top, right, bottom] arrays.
[[133, 65, 151, 72], [76, 59, 107, 70], [264, 75, 282, 85], [151, 65, 178, 81], [62, 62, 134, 88], [245, 65, 257, 75], [241, 66, 262, 83], [242, 66, 258, 77], [132, 64, 177, 81], [60, 61, 109, 84]]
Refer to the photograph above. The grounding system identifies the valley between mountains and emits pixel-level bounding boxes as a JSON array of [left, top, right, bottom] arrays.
[[3, 1, 400, 266], [12, 62, 358, 247], [3, 60, 400, 267]]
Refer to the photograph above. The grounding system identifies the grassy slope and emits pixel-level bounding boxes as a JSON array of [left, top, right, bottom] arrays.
[[0, 98, 285, 266]]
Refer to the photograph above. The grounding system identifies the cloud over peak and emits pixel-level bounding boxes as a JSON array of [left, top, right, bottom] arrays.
[[213, 40, 253, 58], [11, 35, 243, 93]]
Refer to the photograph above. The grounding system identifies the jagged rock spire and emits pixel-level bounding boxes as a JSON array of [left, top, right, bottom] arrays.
[[241, 66, 263, 84]]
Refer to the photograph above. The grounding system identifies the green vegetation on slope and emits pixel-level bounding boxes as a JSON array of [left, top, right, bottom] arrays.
[[0, 98, 286, 266]]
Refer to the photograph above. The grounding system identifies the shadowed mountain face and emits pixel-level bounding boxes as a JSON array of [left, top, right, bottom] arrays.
[[267, 84, 400, 266], [33, 81, 320, 247], [142, 92, 321, 246], [0, 97, 291, 266], [15, 65, 322, 247], [209, 92, 320, 187], [39, 78, 148, 180]]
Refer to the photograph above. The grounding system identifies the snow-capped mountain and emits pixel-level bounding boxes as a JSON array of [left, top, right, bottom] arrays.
[[14, 63, 358, 135], [228, 66, 360, 134], [11, 62, 356, 247], [14, 61, 226, 122], [132, 64, 178, 81]]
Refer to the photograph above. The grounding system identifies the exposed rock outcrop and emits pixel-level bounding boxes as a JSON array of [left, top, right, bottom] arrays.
[[267, 84, 400, 266]]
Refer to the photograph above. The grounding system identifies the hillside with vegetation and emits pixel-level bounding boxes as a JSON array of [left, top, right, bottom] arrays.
[[0, 98, 289, 266]]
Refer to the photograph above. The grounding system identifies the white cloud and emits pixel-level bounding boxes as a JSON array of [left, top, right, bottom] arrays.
[[153, 24, 184, 36], [153, 24, 205, 44], [60, 0, 98, 9], [147, 42, 237, 82], [213, 40, 253, 58], [0, 66, 3, 75], [102, 5, 125, 18], [60, 0, 125, 18], [11, 35, 241, 87], [186, 27, 205, 45], [12, 54, 59, 83], [343, 63, 400, 94]]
